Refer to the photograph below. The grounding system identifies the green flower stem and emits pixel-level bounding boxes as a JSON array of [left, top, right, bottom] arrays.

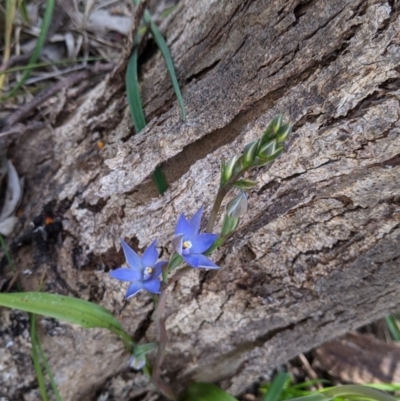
[[207, 167, 248, 233]]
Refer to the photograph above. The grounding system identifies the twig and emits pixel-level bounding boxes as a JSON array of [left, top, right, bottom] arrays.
[[0, 53, 32, 73], [0, 121, 45, 138], [2, 63, 113, 129], [298, 353, 323, 390]]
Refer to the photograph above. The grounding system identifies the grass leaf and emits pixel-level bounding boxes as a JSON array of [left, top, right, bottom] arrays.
[[35, 331, 63, 401], [385, 315, 400, 341], [262, 371, 291, 401], [0, 292, 134, 350], [144, 11, 186, 120], [0, 0, 17, 91], [125, 38, 168, 194], [131, 0, 185, 119], [126, 44, 146, 133], [3, 0, 55, 100], [30, 314, 49, 401]]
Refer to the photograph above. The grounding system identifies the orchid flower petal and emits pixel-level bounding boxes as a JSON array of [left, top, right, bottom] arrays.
[[172, 234, 184, 255], [175, 213, 191, 237], [190, 233, 218, 254], [152, 260, 167, 279], [142, 240, 158, 267], [183, 253, 219, 270], [143, 278, 161, 294], [120, 239, 142, 269], [188, 207, 203, 238], [109, 267, 141, 282], [125, 281, 143, 298]]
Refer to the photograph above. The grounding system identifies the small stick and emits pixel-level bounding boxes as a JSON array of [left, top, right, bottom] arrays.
[[2, 63, 113, 129]]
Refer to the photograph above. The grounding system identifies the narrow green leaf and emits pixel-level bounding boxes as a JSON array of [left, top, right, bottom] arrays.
[[35, 332, 63, 401], [131, 0, 185, 119], [0, 0, 17, 91], [288, 385, 398, 401], [0, 292, 133, 349], [30, 314, 49, 401], [125, 40, 168, 194], [144, 11, 185, 119], [3, 0, 55, 100], [17, 0, 30, 23], [166, 253, 183, 277], [179, 383, 238, 401], [152, 166, 168, 194], [262, 371, 290, 401], [134, 342, 158, 357], [385, 315, 400, 341], [126, 45, 146, 133]]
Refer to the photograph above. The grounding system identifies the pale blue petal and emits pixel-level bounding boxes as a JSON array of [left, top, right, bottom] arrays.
[[142, 240, 158, 267], [188, 207, 203, 237], [143, 278, 161, 294], [183, 253, 220, 270], [190, 233, 218, 254], [152, 261, 167, 279], [125, 281, 143, 298], [120, 239, 142, 269], [109, 267, 141, 282], [172, 234, 184, 255], [175, 213, 191, 236]]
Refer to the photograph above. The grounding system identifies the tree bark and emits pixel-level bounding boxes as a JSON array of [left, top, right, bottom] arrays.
[[1, 0, 400, 400]]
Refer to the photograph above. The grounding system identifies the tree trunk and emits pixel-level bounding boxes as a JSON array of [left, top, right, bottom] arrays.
[[2, 0, 400, 400]]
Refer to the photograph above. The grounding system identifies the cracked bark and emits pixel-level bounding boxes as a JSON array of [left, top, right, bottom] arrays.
[[1, 0, 400, 400]]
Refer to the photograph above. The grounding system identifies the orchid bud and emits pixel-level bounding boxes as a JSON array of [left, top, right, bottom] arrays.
[[234, 179, 258, 190], [242, 140, 259, 167], [226, 191, 248, 219]]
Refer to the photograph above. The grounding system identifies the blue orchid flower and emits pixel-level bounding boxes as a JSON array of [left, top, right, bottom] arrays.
[[172, 207, 219, 269], [109, 239, 167, 298]]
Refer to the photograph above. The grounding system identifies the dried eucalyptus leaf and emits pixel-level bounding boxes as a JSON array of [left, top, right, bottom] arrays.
[[0, 160, 22, 221], [0, 216, 18, 236]]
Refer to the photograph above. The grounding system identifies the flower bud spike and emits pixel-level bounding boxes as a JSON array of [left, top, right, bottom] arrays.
[[261, 115, 282, 144], [234, 179, 258, 190], [276, 123, 292, 143], [258, 139, 277, 158], [223, 155, 238, 183], [226, 191, 248, 219], [242, 140, 259, 167]]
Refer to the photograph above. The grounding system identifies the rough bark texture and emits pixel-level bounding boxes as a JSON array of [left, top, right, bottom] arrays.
[[1, 0, 400, 400]]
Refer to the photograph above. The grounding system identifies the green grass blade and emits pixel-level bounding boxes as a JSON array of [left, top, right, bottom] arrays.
[[0, 57, 104, 76], [126, 45, 146, 132], [3, 0, 55, 100], [0, 0, 17, 91], [144, 12, 185, 120], [323, 385, 398, 401], [385, 315, 400, 341], [35, 333, 62, 401], [131, 0, 185, 119], [152, 166, 168, 194], [0, 292, 134, 349], [179, 383, 238, 401], [262, 371, 291, 401], [30, 314, 49, 401], [125, 39, 168, 194], [17, 0, 30, 23]]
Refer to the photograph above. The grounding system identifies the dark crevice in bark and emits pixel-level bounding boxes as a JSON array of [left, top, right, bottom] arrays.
[[185, 59, 221, 84], [133, 308, 154, 342]]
